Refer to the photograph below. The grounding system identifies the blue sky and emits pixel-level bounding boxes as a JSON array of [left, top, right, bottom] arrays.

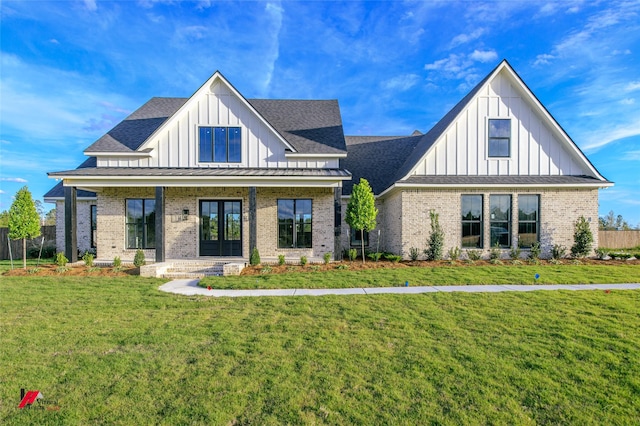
[[1, 0, 639, 226]]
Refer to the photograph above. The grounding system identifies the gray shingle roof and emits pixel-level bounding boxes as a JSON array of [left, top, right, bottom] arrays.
[[44, 157, 98, 199], [248, 99, 347, 154], [84, 97, 346, 155], [401, 175, 608, 186], [341, 135, 422, 195]]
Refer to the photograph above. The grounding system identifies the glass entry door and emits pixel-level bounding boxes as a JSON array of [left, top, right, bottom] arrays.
[[199, 200, 242, 256]]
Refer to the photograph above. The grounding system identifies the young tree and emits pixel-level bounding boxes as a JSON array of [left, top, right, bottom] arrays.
[[0, 210, 9, 227], [43, 208, 56, 226], [571, 215, 593, 258], [424, 210, 444, 261], [8, 186, 41, 269], [346, 178, 378, 263]]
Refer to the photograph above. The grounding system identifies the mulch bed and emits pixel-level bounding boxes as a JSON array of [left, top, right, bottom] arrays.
[[3, 264, 139, 277]]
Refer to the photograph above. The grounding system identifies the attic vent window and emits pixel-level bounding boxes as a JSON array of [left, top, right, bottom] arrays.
[[488, 119, 511, 158], [199, 127, 241, 163]]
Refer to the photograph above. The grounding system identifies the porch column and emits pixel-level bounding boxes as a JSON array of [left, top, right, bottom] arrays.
[[155, 186, 165, 263], [249, 187, 257, 255], [334, 187, 342, 260], [64, 186, 78, 263]]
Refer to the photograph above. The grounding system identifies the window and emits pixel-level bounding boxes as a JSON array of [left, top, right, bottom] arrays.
[[461, 195, 483, 248], [488, 119, 511, 157], [350, 228, 369, 247], [278, 199, 312, 248], [126, 199, 156, 249], [490, 195, 511, 247], [518, 195, 540, 248], [90, 205, 97, 249], [199, 127, 241, 163]]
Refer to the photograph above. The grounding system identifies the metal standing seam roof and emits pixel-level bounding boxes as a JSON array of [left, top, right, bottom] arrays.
[[48, 167, 351, 178]]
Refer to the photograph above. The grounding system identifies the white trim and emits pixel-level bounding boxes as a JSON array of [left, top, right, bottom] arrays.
[[377, 180, 613, 198], [285, 152, 347, 159], [83, 150, 153, 158]]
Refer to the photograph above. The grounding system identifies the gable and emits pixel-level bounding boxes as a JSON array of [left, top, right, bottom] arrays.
[[405, 61, 606, 180]]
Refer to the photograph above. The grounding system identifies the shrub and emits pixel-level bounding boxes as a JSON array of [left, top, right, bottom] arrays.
[[409, 247, 420, 261], [384, 253, 402, 263], [133, 249, 146, 267], [250, 247, 261, 266], [278, 254, 286, 266], [82, 251, 95, 267], [571, 215, 593, 258], [113, 256, 122, 271], [611, 252, 632, 260], [489, 243, 501, 261], [335, 264, 349, 270], [509, 245, 521, 260], [367, 252, 382, 262], [260, 265, 272, 274], [424, 210, 444, 261], [466, 250, 482, 261], [323, 252, 331, 264], [529, 242, 541, 261], [55, 252, 68, 267], [300, 256, 308, 266], [552, 244, 567, 260], [448, 246, 461, 261], [348, 248, 357, 262]]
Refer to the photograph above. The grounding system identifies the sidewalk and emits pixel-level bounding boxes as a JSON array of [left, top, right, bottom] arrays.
[[159, 280, 640, 298]]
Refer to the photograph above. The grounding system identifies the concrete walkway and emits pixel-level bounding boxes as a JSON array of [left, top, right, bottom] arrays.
[[159, 280, 640, 298]]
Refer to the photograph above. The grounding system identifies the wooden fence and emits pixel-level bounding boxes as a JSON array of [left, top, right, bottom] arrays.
[[599, 230, 640, 249], [0, 226, 56, 260]]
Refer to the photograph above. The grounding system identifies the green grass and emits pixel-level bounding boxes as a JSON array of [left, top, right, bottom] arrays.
[[0, 259, 54, 273], [200, 264, 640, 289], [1, 276, 639, 424]]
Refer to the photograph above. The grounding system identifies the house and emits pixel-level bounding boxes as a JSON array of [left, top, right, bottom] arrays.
[[46, 60, 612, 270]]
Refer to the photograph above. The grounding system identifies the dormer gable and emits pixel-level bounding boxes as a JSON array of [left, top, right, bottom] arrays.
[[402, 60, 609, 182]]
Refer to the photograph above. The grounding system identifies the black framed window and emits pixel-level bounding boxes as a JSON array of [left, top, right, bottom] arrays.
[[350, 228, 369, 246], [199, 127, 241, 163], [518, 195, 540, 248], [461, 195, 483, 248], [278, 199, 312, 248], [488, 119, 511, 157], [490, 195, 511, 247], [90, 205, 97, 249], [126, 199, 156, 249]]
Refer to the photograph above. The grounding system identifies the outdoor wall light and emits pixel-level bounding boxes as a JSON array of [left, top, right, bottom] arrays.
[[182, 209, 189, 221]]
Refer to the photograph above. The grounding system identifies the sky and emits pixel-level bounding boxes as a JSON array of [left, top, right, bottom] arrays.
[[1, 0, 639, 226]]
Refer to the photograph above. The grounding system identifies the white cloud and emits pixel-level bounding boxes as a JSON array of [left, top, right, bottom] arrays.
[[450, 28, 484, 47], [625, 81, 640, 92], [612, 49, 632, 55], [620, 98, 635, 105], [83, 0, 97, 12], [469, 49, 497, 63], [533, 54, 555, 66], [0, 190, 5, 194], [382, 74, 420, 91], [582, 120, 640, 152], [1, 177, 28, 183]]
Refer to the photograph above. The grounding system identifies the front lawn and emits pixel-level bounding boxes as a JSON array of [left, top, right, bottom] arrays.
[[200, 263, 640, 289], [1, 276, 639, 424]]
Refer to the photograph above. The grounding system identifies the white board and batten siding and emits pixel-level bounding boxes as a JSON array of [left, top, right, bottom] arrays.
[[411, 69, 590, 178], [96, 79, 339, 170]]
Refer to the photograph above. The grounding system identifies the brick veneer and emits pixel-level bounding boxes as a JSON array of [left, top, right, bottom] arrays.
[[55, 199, 94, 255]]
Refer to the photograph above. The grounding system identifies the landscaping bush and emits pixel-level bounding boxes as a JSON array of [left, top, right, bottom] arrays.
[[113, 256, 122, 271], [82, 251, 95, 267], [490, 243, 501, 261], [466, 250, 482, 261], [409, 247, 420, 261], [552, 244, 567, 260], [571, 215, 593, 258], [250, 247, 261, 266], [300, 256, 308, 266], [133, 249, 146, 267], [509, 245, 521, 260], [348, 248, 357, 262], [278, 254, 286, 266], [367, 252, 382, 262], [55, 252, 68, 267], [448, 246, 461, 261], [384, 253, 402, 263], [323, 252, 331, 264], [424, 210, 444, 261], [529, 242, 541, 262], [595, 248, 608, 260]]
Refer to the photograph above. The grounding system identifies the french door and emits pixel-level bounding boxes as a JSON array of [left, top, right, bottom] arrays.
[[199, 200, 242, 256]]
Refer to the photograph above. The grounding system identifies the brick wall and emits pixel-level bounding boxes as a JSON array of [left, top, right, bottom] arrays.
[[55, 199, 95, 255], [257, 187, 334, 261], [378, 187, 599, 259]]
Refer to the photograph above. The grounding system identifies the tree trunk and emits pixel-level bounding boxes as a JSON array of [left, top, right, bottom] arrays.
[[22, 237, 27, 269], [361, 233, 365, 264]]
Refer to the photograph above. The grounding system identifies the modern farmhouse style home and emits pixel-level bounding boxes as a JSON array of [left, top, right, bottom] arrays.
[[46, 60, 612, 271]]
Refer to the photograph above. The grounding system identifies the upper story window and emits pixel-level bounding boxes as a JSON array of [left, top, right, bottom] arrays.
[[488, 119, 511, 157], [199, 127, 241, 163]]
